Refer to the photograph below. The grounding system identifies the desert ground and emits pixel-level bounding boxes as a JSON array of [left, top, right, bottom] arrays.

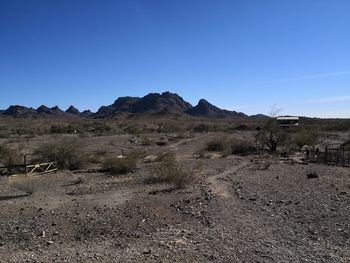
[[0, 117, 349, 262]]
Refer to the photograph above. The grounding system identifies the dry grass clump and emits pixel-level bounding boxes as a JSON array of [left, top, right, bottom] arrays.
[[147, 158, 195, 189], [102, 156, 137, 175], [34, 138, 86, 170]]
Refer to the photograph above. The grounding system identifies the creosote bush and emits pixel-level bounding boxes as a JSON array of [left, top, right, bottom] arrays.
[[34, 138, 86, 170], [149, 158, 195, 189], [102, 156, 137, 175]]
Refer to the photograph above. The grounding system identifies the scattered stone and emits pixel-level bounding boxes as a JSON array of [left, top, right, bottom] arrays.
[[307, 172, 319, 179], [142, 249, 151, 255]]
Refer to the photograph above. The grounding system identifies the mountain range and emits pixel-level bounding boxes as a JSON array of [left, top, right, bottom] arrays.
[[1, 92, 267, 119]]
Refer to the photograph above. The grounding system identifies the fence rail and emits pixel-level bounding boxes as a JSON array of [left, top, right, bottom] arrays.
[[0, 155, 57, 175], [306, 147, 350, 167]]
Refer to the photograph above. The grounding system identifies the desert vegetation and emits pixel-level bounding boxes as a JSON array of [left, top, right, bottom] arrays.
[[0, 114, 349, 263], [147, 156, 195, 189], [255, 118, 287, 153], [34, 138, 86, 170], [102, 155, 137, 175]]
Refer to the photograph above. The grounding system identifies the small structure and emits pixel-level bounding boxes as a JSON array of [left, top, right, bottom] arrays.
[[277, 116, 299, 128]]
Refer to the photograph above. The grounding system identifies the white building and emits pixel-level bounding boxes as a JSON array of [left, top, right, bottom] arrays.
[[276, 116, 299, 128]]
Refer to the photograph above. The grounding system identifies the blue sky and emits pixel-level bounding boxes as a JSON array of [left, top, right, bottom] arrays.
[[1, 0, 349, 117]]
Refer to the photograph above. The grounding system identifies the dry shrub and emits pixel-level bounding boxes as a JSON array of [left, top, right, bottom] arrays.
[[294, 129, 319, 149], [155, 151, 176, 162], [0, 145, 10, 164], [341, 140, 350, 151], [256, 119, 286, 153], [72, 176, 85, 185], [156, 141, 167, 146], [128, 149, 147, 160], [193, 149, 206, 159], [206, 138, 229, 152], [148, 158, 195, 189], [258, 161, 271, 170], [102, 156, 137, 175], [193, 123, 210, 133], [231, 140, 257, 156], [34, 138, 86, 170], [88, 155, 103, 164], [140, 137, 153, 146], [0, 144, 22, 166]]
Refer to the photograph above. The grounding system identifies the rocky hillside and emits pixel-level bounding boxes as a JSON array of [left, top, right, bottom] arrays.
[[94, 92, 192, 118], [186, 99, 247, 118], [1, 91, 252, 119]]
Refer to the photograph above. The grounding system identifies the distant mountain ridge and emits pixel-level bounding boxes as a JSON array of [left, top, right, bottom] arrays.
[[1, 91, 254, 118], [185, 99, 246, 118], [94, 92, 192, 118]]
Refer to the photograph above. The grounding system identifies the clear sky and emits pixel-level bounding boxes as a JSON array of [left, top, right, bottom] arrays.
[[1, 0, 349, 117]]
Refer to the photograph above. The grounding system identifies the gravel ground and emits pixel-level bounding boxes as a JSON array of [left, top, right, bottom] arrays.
[[0, 135, 349, 262]]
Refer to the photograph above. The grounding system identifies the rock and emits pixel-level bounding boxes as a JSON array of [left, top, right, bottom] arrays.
[[142, 249, 151, 255], [307, 172, 319, 179]]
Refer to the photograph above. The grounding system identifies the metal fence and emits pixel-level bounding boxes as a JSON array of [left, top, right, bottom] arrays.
[[306, 147, 350, 167]]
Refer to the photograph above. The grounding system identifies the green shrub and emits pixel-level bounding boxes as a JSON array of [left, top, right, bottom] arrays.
[[102, 156, 137, 175], [34, 138, 86, 170], [149, 159, 194, 189]]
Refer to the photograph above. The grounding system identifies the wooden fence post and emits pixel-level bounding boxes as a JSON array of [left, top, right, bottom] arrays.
[[24, 155, 28, 175], [9, 157, 12, 175]]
